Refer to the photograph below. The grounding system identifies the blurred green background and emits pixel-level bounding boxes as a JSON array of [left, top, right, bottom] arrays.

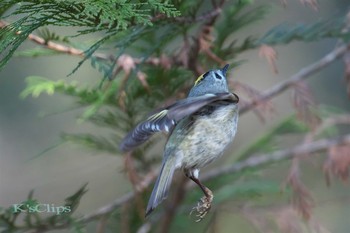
[[1, 0, 350, 232]]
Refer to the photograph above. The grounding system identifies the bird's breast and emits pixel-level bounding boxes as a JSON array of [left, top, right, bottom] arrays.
[[169, 103, 239, 169]]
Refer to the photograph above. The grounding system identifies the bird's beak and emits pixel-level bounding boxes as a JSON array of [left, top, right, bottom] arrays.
[[221, 64, 229, 76]]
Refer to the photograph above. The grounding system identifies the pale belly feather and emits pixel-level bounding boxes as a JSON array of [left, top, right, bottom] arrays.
[[176, 104, 238, 169]]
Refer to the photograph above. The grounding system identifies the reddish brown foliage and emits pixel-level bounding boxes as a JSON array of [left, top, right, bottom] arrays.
[[285, 162, 314, 220], [199, 25, 226, 65], [259, 44, 278, 74], [324, 144, 350, 185], [232, 80, 274, 122], [276, 207, 303, 233], [293, 81, 321, 130]]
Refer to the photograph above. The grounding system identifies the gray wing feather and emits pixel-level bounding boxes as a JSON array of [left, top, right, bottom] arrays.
[[167, 92, 237, 121], [120, 92, 238, 152], [120, 110, 176, 152]]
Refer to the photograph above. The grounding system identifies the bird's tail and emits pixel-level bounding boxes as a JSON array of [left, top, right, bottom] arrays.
[[145, 157, 176, 217]]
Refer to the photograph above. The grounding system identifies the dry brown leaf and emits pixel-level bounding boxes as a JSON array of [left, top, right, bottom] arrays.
[[159, 54, 172, 70], [199, 25, 226, 65], [115, 54, 134, 108], [285, 162, 314, 220], [232, 80, 274, 122], [142, 54, 172, 70], [293, 81, 321, 130], [117, 54, 136, 75], [123, 152, 146, 218], [276, 207, 332, 233], [324, 144, 350, 185], [136, 71, 150, 92], [240, 204, 330, 233], [275, 207, 303, 233], [259, 44, 278, 74], [241, 205, 273, 233], [199, 25, 213, 51], [240, 98, 268, 123], [116, 54, 150, 108], [124, 152, 141, 187]]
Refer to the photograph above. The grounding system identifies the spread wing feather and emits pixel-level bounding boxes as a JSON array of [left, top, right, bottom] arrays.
[[120, 92, 239, 152]]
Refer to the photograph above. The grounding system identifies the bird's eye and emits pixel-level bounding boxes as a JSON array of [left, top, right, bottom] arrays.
[[215, 73, 222, 80]]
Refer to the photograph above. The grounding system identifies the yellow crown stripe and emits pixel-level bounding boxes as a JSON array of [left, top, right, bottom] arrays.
[[194, 74, 204, 86]]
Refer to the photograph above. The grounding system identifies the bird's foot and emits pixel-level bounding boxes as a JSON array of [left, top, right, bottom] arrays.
[[190, 195, 213, 222]]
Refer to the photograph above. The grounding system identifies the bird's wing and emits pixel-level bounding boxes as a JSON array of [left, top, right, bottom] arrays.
[[119, 92, 239, 152]]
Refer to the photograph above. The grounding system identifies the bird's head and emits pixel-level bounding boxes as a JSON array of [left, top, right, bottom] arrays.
[[188, 64, 230, 97]]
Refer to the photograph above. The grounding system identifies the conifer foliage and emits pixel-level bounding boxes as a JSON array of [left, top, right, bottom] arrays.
[[1, 0, 350, 232]]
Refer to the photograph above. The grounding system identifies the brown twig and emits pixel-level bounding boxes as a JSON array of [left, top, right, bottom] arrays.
[[79, 171, 158, 224], [96, 215, 108, 233], [0, 20, 172, 73], [0, 2, 225, 67], [199, 134, 350, 183], [136, 222, 152, 233], [240, 43, 350, 114]]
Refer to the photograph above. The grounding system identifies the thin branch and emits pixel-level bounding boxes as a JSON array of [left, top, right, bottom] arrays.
[[73, 192, 131, 223], [307, 114, 350, 140], [136, 222, 152, 233], [79, 171, 158, 224], [199, 134, 350, 183], [96, 215, 108, 233], [28, 33, 86, 57], [0, 20, 168, 67], [240, 43, 350, 114]]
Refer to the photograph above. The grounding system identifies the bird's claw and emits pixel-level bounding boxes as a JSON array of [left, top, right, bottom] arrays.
[[190, 196, 212, 222]]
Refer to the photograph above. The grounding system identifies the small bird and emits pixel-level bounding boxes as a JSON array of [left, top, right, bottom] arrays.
[[120, 64, 239, 221]]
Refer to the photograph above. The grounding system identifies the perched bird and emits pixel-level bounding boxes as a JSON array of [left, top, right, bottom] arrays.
[[120, 64, 239, 221]]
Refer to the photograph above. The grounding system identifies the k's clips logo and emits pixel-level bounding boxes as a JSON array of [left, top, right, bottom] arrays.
[[12, 203, 71, 215]]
